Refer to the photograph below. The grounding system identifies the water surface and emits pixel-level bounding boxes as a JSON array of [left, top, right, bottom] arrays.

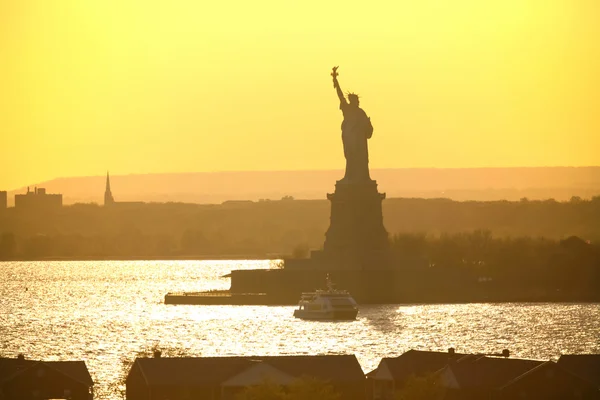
[[1, 260, 599, 399]]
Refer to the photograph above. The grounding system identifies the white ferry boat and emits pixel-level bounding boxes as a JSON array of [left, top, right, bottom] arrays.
[[293, 276, 359, 320]]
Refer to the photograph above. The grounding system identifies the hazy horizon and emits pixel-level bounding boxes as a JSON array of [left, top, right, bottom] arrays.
[[5, 166, 600, 206]]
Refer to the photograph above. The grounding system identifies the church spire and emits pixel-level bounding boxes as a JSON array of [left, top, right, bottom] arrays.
[[104, 171, 114, 206]]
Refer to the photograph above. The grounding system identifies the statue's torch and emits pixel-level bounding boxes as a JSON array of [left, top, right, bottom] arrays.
[[331, 66, 339, 87]]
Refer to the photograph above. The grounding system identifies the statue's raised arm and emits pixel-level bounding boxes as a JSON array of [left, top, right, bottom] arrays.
[[331, 66, 347, 105]]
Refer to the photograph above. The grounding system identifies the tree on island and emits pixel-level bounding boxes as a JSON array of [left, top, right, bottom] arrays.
[[0, 232, 16, 259]]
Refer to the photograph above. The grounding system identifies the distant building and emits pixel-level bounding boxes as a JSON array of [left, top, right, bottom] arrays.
[[14, 187, 62, 211], [104, 172, 114, 206], [102, 172, 144, 207], [0, 354, 94, 400], [0, 190, 6, 210]]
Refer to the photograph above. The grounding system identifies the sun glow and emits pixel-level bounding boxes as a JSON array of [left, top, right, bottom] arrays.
[[1, 0, 598, 189]]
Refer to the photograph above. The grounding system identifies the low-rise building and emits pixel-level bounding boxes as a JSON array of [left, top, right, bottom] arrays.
[[491, 361, 599, 399], [0, 355, 94, 400], [367, 349, 600, 400], [126, 354, 365, 400], [14, 187, 62, 211], [558, 354, 600, 389], [0, 191, 6, 210], [367, 349, 470, 400], [438, 355, 545, 399]]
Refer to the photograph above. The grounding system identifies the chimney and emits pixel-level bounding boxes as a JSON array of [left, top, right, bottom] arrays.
[[502, 349, 510, 358], [17, 354, 25, 362], [153, 349, 162, 358], [448, 347, 455, 356]]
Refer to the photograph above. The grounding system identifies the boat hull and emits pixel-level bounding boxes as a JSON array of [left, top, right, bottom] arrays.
[[293, 309, 358, 321]]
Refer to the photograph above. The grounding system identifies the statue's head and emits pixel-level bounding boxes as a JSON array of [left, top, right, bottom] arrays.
[[347, 93, 360, 107]]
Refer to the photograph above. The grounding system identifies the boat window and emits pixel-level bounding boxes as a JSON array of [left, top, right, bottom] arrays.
[[329, 298, 355, 306]]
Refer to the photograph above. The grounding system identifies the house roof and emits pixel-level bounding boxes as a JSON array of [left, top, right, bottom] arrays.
[[493, 360, 600, 397], [0, 358, 27, 383], [131, 355, 364, 387], [0, 358, 93, 386], [444, 356, 544, 389], [45, 361, 94, 386], [557, 354, 600, 387], [221, 362, 296, 387], [365, 369, 378, 378], [376, 350, 471, 381], [496, 361, 556, 389]]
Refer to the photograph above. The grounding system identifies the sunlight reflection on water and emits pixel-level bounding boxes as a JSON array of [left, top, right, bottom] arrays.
[[1, 260, 599, 399]]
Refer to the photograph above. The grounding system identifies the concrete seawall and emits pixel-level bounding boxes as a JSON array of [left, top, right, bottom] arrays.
[[165, 267, 600, 305]]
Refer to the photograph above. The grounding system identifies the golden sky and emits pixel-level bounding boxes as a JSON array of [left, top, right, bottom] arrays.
[[1, 0, 598, 190]]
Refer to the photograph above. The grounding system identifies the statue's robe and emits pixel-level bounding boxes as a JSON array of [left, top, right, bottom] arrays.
[[340, 102, 373, 182]]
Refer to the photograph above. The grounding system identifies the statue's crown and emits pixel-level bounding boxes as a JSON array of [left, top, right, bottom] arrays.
[[347, 92, 360, 101]]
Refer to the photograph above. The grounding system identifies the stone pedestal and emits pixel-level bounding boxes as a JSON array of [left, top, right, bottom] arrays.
[[322, 180, 390, 270]]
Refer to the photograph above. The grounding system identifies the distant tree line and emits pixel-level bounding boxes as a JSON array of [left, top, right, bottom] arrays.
[[0, 196, 599, 260], [390, 231, 599, 301]]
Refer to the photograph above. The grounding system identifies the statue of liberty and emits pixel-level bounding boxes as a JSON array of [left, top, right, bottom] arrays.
[[331, 66, 374, 183]]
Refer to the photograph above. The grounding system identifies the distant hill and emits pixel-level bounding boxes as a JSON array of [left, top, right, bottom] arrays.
[[6, 167, 600, 206]]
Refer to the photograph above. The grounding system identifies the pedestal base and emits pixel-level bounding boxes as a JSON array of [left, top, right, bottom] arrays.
[[323, 179, 390, 270]]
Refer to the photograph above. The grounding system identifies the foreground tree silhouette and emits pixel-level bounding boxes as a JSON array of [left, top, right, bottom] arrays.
[[236, 376, 340, 400], [287, 376, 341, 400], [0, 232, 16, 258], [104, 343, 190, 400], [235, 379, 287, 400], [395, 374, 446, 400]]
